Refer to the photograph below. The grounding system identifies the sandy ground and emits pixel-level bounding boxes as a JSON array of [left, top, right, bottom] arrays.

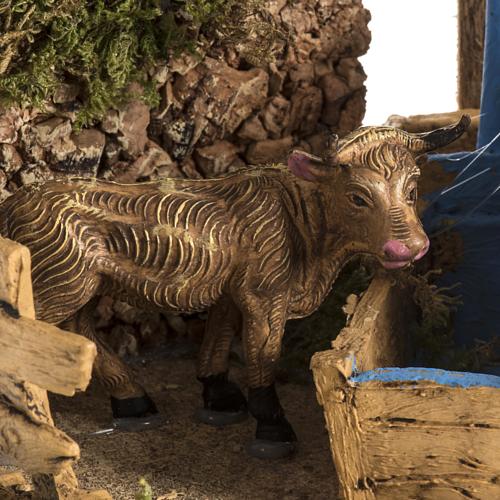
[[44, 344, 339, 500]]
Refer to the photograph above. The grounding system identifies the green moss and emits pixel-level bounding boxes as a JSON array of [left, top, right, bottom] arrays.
[[0, 0, 282, 127], [183, 0, 286, 66]]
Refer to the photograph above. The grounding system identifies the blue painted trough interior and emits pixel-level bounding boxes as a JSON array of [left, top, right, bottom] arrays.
[[422, 0, 500, 363], [350, 366, 500, 389]]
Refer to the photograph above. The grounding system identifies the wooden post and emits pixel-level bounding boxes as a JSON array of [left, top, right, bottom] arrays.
[[311, 274, 415, 499], [0, 310, 97, 396], [0, 237, 110, 499], [458, 0, 486, 109]]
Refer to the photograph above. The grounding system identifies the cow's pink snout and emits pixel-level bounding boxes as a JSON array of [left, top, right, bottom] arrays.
[[382, 238, 430, 267], [383, 240, 413, 261], [415, 238, 430, 260]]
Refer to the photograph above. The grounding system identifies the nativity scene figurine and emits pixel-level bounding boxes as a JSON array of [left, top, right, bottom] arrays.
[[0, 115, 470, 458]]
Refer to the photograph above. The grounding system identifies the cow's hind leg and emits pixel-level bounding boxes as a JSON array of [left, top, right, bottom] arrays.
[[63, 300, 160, 430], [196, 297, 247, 426]]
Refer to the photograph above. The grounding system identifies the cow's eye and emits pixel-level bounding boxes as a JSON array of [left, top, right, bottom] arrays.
[[350, 194, 369, 207], [407, 187, 417, 204]]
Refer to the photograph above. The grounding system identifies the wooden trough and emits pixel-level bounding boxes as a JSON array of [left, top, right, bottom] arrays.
[[0, 236, 110, 499], [311, 273, 500, 499]]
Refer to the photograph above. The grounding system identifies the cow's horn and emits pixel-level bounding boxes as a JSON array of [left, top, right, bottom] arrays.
[[327, 133, 339, 164], [404, 114, 471, 153], [337, 114, 471, 162]]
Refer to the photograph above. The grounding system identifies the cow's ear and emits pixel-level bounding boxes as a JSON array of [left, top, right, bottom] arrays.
[[287, 150, 330, 182]]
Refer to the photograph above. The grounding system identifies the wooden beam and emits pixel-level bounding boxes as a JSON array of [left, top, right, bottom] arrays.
[[354, 383, 500, 426], [375, 479, 499, 500], [458, 0, 485, 109], [0, 236, 96, 396], [364, 424, 499, 480], [312, 272, 414, 375], [0, 237, 108, 498], [0, 401, 79, 474], [0, 236, 35, 319], [311, 356, 372, 500], [0, 310, 96, 396], [0, 237, 54, 428]]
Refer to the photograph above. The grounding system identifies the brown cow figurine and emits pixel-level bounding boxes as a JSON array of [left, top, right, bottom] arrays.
[[0, 116, 470, 458]]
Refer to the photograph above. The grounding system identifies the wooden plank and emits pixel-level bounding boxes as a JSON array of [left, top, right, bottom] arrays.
[[311, 273, 414, 392], [0, 236, 54, 426], [0, 310, 96, 396], [363, 423, 500, 479], [354, 384, 500, 427], [0, 236, 96, 396], [376, 477, 499, 500], [312, 359, 373, 500]]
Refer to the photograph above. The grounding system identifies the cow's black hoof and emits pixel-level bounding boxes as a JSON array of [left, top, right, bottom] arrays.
[[246, 439, 296, 459], [247, 415, 297, 457], [110, 394, 162, 431], [255, 415, 297, 442], [195, 407, 248, 426], [199, 374, 247, 421]]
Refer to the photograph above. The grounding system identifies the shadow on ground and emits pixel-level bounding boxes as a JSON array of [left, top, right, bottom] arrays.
[[50, 347, 339, 500]]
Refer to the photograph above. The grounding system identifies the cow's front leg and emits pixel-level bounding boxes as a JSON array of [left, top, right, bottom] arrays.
[[196, 297, 247, 426], [238, 292, 297, 458]]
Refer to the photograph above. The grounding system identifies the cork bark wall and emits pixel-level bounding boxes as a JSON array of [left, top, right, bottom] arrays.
[[0, 1, 370, 197], [0, 0, 371, 350]]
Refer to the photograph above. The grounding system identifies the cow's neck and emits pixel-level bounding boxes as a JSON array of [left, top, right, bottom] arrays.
[[277, 175, 355, 317]]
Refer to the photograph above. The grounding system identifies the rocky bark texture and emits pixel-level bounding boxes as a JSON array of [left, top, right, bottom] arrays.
[[0, 0, 370, 351]]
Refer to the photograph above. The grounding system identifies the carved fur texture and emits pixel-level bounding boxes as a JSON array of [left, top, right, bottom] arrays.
[[0, 117, 469, 436]]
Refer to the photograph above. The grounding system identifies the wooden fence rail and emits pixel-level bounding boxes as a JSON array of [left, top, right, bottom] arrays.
[[0, 236, 110, 499]]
